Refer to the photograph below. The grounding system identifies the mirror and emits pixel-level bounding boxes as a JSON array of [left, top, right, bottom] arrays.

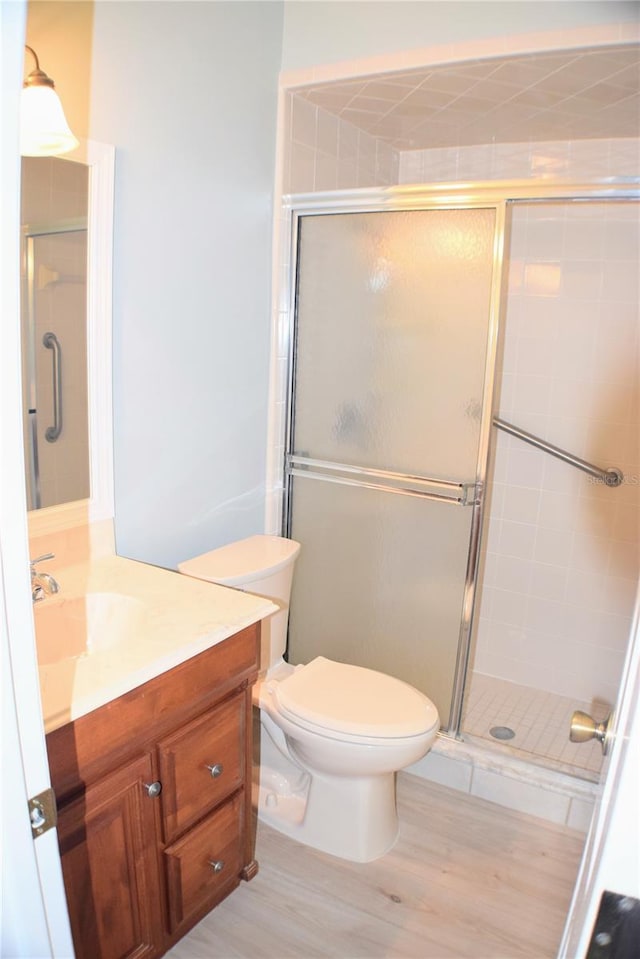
[[21, 140, 115, 534], [21, 156, 90, 510]]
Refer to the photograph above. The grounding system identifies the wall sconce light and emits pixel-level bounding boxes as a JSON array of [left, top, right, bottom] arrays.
[[21, 45, 79, 157]]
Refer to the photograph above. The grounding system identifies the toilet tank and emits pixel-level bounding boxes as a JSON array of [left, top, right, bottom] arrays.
[[178, 535, 301, 671]]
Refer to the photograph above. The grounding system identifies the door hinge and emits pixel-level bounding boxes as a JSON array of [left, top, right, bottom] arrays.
[[28, 787, 57, 839]]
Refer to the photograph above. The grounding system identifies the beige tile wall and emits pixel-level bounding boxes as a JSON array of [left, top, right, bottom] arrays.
[[398, 137, 639, 182], [285, 92, 399, 193], [477, 196, 639, 705], [398, 136, 639, 705], [398, 136, 639, 706]]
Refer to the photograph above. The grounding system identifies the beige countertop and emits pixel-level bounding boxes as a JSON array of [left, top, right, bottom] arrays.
[[35, 553, 277, 734]]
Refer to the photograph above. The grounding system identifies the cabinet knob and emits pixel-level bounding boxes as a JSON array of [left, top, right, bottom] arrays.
[[143, 780, 162, 798], [205, 763, 224, 779], [209, 859, 225, 874]]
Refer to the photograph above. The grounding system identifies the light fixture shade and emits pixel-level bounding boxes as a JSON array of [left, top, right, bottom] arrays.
[[20, 84, 79, 157]]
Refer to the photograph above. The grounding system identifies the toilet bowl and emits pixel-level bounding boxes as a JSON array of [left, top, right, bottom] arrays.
[[178, 535, 439, 863]]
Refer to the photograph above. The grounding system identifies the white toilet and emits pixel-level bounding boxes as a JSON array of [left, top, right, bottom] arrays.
[[178, 535, 439, 863]]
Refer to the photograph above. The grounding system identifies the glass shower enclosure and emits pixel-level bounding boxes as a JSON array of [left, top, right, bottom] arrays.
[[284, 205, 505, 730]]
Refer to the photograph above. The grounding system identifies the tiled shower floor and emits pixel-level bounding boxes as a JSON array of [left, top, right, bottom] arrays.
[[462, 672, 610, 779]]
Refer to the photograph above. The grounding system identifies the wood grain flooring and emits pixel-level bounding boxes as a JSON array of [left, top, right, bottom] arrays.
[[166, 772, 585, 959]]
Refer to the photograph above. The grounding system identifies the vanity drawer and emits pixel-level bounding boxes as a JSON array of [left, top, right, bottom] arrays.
[[158, 692, 244, 843], [163, 791, 243, 933]]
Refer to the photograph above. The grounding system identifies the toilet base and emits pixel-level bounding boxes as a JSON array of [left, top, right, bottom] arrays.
[[255, 720, 399, 863]]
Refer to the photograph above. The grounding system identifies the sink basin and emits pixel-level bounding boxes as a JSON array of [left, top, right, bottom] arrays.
[[34, 592, 147, 665]]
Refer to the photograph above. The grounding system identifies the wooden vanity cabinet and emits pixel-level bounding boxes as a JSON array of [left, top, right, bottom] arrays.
[[46, 623, 260, 959]]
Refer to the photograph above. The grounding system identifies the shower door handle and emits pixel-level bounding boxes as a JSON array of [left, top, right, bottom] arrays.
[[570, 710, 613, 755], [43, 332, 62, 442]]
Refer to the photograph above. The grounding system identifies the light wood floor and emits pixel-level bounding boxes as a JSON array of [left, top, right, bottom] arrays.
[[167, 773, 585, 959]]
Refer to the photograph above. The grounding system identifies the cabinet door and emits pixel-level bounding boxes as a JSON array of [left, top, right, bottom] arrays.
[[158, 692, 244, 843], [163, 791, 243, 933], [57, 753, 164, 959]]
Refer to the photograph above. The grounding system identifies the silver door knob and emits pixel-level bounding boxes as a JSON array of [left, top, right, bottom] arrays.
[[570, 710, 612, 755], [143, 780, 162, 798], [209, 859, 225, 873], [205, 763, 223, 778]]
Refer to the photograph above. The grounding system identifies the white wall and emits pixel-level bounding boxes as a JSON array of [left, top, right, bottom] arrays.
[[282, 0, 639, 70], [88, 1, 283, 569]]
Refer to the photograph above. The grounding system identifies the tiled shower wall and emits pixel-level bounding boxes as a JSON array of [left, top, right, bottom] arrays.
[[285, 92, 399, 193], [398, 137, 639, 182], [476, 198, 639, 706], [277, 123, 639, 706], [399, 137, 639, 707]]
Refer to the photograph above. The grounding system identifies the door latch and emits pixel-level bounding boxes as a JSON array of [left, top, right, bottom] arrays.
[[28, 787, 57, 838]]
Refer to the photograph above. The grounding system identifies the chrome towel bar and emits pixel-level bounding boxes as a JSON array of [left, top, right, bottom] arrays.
[[493, 417, 623, 487]]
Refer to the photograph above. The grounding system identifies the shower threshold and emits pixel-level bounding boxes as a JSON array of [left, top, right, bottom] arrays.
[[461, 673, 609, 781]]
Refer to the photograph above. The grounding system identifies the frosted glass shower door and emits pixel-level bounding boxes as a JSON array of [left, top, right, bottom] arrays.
[[287, 208, 498, 726]]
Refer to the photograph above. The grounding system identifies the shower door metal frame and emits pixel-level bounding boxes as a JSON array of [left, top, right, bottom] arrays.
[[279, 179, 640, 737]]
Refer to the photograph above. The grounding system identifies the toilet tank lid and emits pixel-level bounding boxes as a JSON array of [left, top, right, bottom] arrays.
[[275, 656, 440, 738], [178, 535, 301, 586]]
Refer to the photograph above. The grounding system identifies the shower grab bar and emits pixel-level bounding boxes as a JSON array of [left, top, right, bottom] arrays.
[[287, 454, 478, 505], [493, 417, 623, 487], [43, 332, 62, 442]]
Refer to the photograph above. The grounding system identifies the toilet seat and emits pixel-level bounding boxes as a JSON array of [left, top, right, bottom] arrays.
[[273, 656, 439, 740]]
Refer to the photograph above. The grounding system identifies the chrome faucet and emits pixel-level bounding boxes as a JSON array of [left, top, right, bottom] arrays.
[[30, 553, 60, 604]]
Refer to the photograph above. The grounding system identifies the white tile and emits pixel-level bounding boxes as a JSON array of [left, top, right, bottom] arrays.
[[504, 447, 546, 489], [566, 798, 596, 833], [537, 490, 575, 533], [501, 484, 540, 524], [316, 107, 339, 157], [523, 597, 566, 637], [561, 260, 604, 300], [471, 767, 571, 825], [291, 96, 317, 149], [493, 553, 532, 594], [314, 152, 337, 191], [337, 120, 359, 161], [337, 157, 358, 190], [398, 151, 423, 183], [408, 750, 472, 793], [499, 520, 537, 561], [490, 588, 528, 628], [515, 336, 556, 377], [488, 621, 526, 662], [529, 562, 568, 602], [565, 568, 605, 610], [513, 374, 552, 417], [289, 142, 316, 193], [602, 259, 640, 303]]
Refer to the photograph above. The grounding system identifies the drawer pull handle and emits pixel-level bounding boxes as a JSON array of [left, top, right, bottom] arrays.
[[206, 763, 224, 778], [209, 859, 225, 874], [143, 781, 162, 798]]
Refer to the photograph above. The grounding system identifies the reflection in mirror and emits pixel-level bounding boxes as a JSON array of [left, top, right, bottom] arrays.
[[21, 156, 89, 509], [21, 140, 115, 535]]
